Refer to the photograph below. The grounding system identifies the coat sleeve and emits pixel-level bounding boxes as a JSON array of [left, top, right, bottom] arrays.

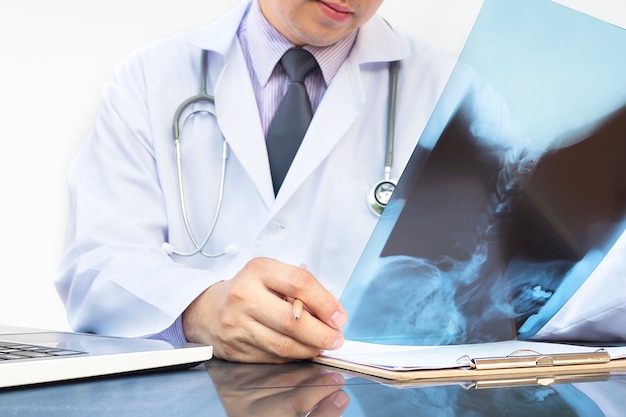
[[54, 49, 216, 339], [532, 230, 626, 341]]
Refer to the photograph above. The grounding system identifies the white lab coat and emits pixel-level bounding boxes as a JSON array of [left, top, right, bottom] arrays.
[[56, 0, 626, 342], [54, 1, 456, 337]]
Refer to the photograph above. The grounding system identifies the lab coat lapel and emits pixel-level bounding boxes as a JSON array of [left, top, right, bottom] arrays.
[[214, 43, 275, 210], [185, 1, 275, 208]]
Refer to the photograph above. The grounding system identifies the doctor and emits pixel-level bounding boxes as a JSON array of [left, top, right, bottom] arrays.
[[55, 0, 457, 363], [56, 0, 626, 365]]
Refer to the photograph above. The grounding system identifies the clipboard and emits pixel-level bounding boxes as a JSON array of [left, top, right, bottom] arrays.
[[312, 355, 626, 382], [312, 349, 626, 382], [466, 348, 610, 370], [313, 357, 613, 390]]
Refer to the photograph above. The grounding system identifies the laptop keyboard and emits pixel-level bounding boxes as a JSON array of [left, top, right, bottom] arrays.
[[0, 341, 85, 361]]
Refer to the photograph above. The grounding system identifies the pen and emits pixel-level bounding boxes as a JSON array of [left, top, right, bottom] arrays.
[[292, 263, 307, 321], [292, 298, 304, 321]]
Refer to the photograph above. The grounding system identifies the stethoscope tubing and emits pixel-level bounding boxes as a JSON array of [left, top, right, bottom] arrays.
[[174, 136, 228, 257], [384, 60, 400, 182], [172, 50, 211, 142], [168, 50, 399, 257], [170, 50, 230, 257]]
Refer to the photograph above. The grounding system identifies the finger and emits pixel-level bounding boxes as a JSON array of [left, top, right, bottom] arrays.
[[254, 320, 326, 360], [215, 311, 323, 362], [250, 295, 344, 352], [255, 259, 348, 330], [250, 373, 346, 416], [309, 390, 351, 417], [230, 363, 337, 389], [215, 335, 318, 363], [284, 302, 345, 351], [217, 330, 320, 363]]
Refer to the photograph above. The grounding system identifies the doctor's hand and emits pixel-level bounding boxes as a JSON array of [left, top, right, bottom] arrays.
[[206, 360, 350, 417], [182, 257, 348, 363]]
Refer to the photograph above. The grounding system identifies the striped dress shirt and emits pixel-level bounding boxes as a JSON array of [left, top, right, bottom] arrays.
[[237, 0, 357, 136]]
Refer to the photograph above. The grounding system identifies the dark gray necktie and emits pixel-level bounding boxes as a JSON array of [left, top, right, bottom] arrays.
[[266, 48, 319, 195]]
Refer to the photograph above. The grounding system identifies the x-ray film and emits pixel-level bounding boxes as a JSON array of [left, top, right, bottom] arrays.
[[341, 0, 626, 345]]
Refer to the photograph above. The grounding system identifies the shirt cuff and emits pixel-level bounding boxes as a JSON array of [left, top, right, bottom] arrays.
[[146, 316, 187, 343]]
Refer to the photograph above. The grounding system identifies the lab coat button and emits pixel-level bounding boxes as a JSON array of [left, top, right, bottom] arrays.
[[267, 220, 285, 235]]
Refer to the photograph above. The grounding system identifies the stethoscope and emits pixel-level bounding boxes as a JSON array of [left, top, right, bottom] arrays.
[[368, 58, 400, 216], [163, 50, 399, 258], [162, 50, 232, 258]]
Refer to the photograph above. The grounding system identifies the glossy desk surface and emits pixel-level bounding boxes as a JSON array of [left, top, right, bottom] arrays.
[[1, 358, 625, 416]]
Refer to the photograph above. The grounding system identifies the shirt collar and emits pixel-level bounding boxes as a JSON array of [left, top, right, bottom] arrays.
[[243, 0, 357, 87], [184, 0, 411, 70]]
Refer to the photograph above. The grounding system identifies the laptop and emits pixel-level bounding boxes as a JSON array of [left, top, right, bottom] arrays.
[[0, 325, 213, 389]]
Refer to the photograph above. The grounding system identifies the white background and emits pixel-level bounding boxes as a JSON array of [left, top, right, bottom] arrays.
[[0, 0, 623, 331]]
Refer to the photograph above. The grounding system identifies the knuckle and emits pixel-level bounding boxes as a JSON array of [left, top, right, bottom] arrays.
[[220, 311, 238, 331], [225, 284, 246, 304], [244, 257, 269, 274], [289, 268, 311, 290]]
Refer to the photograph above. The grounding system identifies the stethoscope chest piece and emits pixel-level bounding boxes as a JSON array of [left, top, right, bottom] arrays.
[[367, 177, 398, 216]]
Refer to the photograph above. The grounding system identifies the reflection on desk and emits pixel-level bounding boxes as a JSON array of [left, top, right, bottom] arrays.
[[207, 359, 626, 417], [1, 360, 626, 416], [205, 359, 350, 416], [343, 375, 623, 417], [0, 366, 226, 417]]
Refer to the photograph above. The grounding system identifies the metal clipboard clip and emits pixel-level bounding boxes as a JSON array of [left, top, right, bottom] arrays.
[[463, 348, 610, 370], [463, 373, 611, 389]]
